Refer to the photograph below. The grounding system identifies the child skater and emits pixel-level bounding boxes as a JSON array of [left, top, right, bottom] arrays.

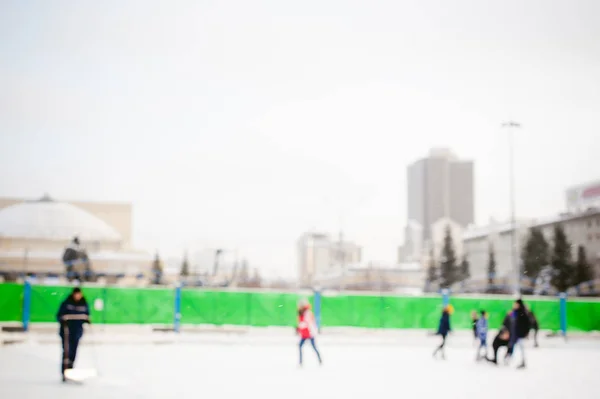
[[297, 299, 322, 367], [433, 304, 453, 359], [56, 287, 90, 382], [471, 311, 479, 345], [475, 310, 488, 361]]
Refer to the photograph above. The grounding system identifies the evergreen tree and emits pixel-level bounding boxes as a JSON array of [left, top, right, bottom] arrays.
[[151, 253, 163, 284], [180, 252, 190, 277], [487, 243, 497, 288], [574, 245, 594, 286], [439, 225, 458, 288], [460, 253, 470, 282], [521, 227, 549, 283], [550, 224, 574, 293], [426, 249, 437, 288]]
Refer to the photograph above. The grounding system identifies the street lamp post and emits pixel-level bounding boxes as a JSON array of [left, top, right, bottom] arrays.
[[502, 121, 521, 295]]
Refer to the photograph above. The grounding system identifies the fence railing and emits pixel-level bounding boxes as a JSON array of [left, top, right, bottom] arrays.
[[2, 282, 599, 333]]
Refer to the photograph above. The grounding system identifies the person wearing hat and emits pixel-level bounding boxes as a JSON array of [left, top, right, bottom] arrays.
[[56, 287, 91, 381], [296, 299, 322, 366], [433, 304, 453, 359]]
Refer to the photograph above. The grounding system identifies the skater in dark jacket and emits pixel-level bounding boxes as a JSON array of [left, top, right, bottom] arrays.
[[56, 287, 90, 381], [486, 326, 510, 365], [507, 299, 531, 369], [433, 305, 453, 359], [528, 308, 539, 347], [502, 309, 515, 358]]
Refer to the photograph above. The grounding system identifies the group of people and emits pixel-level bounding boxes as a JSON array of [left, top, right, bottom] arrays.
[[56, 288, 542, 381], [433, 298, 539, 369], [481, 301, 539, 368], [56, 289, 324, 381]]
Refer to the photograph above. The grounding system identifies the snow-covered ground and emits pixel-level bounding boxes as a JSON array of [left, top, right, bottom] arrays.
[[0, 330, 598, 399]]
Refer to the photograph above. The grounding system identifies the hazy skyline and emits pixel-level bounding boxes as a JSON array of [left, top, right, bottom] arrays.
[[1, 1, 599, 278]]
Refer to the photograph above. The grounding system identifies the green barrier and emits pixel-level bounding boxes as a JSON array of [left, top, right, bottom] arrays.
[[2, 283, 600, 332], [566, 299, 600, 332], [29, 285, 73, 322], [103, 287, 174, 324], [381, 296, 442, 329], [321, 294, 572, 331], [181, 289, 307, 327], [528, 299, 562, 332], [248, 292, 304, 327], [28, 285, 173, 324], [0, 283, 24, 322], [320, 294, 443, 329]]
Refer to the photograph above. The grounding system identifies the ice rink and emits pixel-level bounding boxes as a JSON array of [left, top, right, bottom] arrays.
[[1, 330, 598, 399]]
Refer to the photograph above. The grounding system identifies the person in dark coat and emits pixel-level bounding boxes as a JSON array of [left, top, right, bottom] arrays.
[[433, 305, 452, 359], [507, 299, 531, 369], [502, 309, 513, 329], [56, 287, 90, 381], [486, 326, 510, 365], [528, 308, 539, 348]]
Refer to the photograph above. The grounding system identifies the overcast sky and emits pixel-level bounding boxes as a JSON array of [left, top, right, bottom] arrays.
[[1, 0, 599, 278]]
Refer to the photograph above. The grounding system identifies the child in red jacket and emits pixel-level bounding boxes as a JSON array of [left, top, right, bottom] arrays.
[[297, 299, 322, 366]]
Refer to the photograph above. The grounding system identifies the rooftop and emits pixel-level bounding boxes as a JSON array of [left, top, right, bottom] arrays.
[[0, 196, 122, 242], [463, 208, 600, 241]]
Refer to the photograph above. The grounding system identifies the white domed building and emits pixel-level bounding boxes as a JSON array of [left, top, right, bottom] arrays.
[[0, 195, 152, 282]]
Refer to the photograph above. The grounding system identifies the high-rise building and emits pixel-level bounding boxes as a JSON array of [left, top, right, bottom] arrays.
[[407, 148, 474, 241]]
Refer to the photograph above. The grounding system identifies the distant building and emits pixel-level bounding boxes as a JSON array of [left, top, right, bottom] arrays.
[[400, 148, 474, 263], [0, 195, 133, 247], [462, 218, 532, 284], [566, 179, 600, 212], [407, 148, 474, 241], [463, 209, 600, 288], [398, 220, 423, 262], [297, 232, 361, 286], [312, 261, 424, 294], [0, 195, 151, 282]]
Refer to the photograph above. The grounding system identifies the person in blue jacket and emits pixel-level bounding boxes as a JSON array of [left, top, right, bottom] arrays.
[[433, 305, 452, 359], [56, 287, 90, 381], [475, 310, 488, 360]]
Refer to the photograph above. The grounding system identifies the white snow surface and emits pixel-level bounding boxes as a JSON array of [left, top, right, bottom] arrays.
[[0, 330, 598, 399]]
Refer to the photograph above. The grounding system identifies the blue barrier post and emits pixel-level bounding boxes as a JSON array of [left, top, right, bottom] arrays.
[[313, 290, 322, 333], [441, 288, 450, 307], [102, 287, 108, 325], [22, 279, 32, 332], [559, 292, 567, 338], [174, 283, 182, 333]]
